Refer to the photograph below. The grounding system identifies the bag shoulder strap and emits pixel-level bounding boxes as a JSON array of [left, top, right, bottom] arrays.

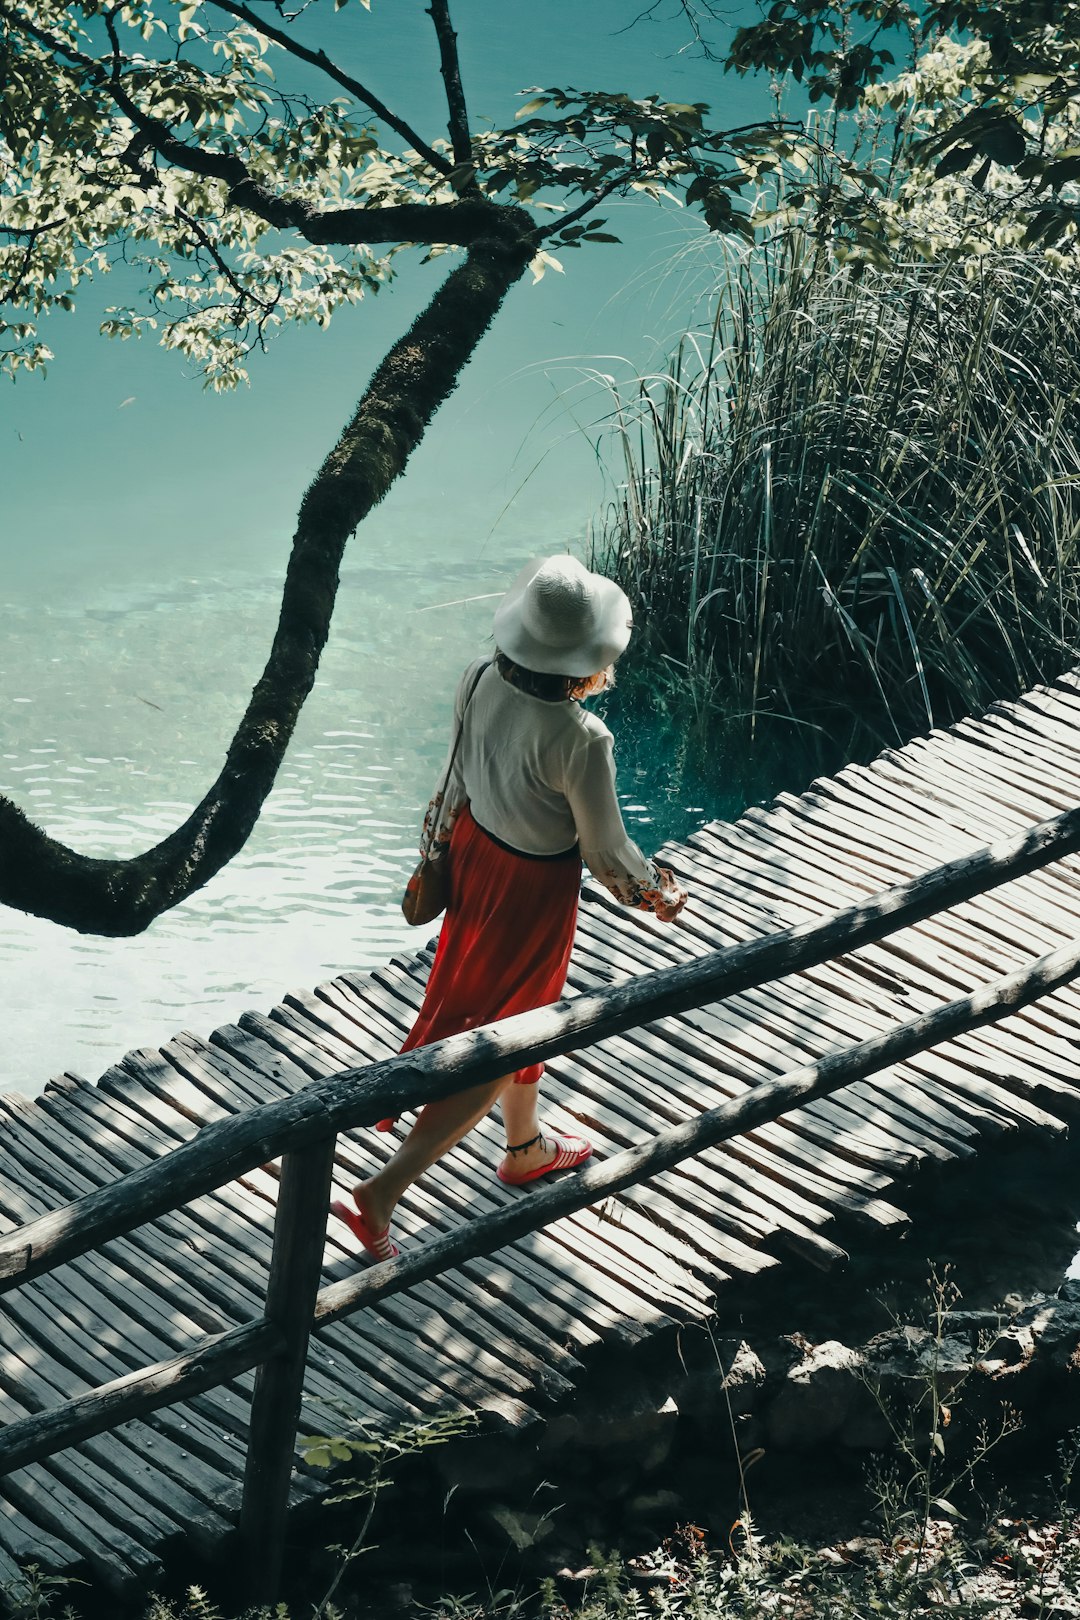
[[442, 658, 489, 787]]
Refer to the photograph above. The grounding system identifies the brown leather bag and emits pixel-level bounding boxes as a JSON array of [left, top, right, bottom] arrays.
[[401, 662, 488, 926], [401, 850, 450, 927]]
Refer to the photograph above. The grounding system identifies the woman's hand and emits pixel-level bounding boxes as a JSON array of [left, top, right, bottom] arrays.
[[651, 867, 688, 923]]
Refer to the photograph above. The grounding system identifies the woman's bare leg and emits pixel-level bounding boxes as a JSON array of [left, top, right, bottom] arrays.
[[351, 1073, 511, 1231], [498, 1081, 554, 1180]]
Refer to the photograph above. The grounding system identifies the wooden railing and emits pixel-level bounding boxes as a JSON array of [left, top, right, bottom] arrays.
[[5, 803, 1080, 1601]]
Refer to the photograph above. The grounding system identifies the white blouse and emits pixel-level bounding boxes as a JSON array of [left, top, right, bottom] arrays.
[[419, 659, 685, 914]]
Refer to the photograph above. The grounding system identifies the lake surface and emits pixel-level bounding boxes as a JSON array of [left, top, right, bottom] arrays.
[[0, 532, 744, 1096], [0, 3, 775, 1096]]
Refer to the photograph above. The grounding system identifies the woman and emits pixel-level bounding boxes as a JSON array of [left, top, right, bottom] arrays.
[[332, 555, 688, 1261]]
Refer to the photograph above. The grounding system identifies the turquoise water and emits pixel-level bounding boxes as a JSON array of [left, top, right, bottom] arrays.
[[0, 2, 767, 1096]]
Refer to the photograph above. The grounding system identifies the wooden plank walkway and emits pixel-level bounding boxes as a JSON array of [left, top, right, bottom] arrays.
[[6, 672, 1080, 1593]]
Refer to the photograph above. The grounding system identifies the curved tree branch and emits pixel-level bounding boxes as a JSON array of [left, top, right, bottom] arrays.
[[0, 212, 537, 935], [204, 0, 453, 176], [537, 175, 633, 240]]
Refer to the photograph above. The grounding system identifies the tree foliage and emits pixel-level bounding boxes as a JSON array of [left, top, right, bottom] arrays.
[[0, 0, 823, 386], [727, 0, 1080, 260]]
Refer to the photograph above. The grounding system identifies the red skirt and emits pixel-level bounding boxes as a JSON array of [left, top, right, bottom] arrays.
[[400, 805, 581, 1084]]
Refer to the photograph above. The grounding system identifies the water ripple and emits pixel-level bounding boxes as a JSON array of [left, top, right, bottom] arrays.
[[0, 549, 729, 1098]]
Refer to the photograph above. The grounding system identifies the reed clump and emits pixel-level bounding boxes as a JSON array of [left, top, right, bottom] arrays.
[[594, 232, 1080, 766]]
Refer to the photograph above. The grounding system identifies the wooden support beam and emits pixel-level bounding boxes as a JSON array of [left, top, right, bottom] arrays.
[[0, 1317, 282, 1476], [238, 1140, 337, 1604], [4, 800, 1080, 1292]]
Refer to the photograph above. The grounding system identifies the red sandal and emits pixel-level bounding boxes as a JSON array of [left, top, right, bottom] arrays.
[[331, 1198, 400, 1262], [497, 1133, 593, 1187]]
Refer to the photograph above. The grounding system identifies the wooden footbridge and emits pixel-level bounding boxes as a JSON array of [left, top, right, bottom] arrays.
[[6, 673, 1080, 1601]]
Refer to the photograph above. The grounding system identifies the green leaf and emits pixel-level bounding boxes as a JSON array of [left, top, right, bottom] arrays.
[[582, 232, 620, 243], [975, 115, 1027, 167], [935, 144, 977, 179], [932, 1498, 965, 1519], [1046, 156, 1080, 189], [1013, 73, 1058, 96], [528, 249, 564, 283], [515, 97, 549, 121], [662, 103, 704, 126]]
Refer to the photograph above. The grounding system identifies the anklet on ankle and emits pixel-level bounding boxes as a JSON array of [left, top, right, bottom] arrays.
[[505, 1133, 543, 1155]]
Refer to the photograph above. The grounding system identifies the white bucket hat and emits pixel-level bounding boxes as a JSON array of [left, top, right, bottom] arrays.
[[493, 555, 633, 676]]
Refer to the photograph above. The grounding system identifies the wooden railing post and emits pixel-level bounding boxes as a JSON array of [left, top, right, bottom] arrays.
[[239, 1136, 337, 1603]]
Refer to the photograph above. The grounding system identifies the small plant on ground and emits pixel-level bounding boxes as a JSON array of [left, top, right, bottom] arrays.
[[984, 1430, 1080, 1620], [299, 1408, 479, 1619], [859, 1266, 1021, 1611], [0, 1567, 82, 1620]]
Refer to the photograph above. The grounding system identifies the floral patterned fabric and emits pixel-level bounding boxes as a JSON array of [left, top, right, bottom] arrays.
[[418, 787, 462, 862], [593, 860, 686, 918]]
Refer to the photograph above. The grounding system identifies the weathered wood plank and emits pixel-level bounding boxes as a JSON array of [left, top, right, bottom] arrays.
[[0, 1345, 173, 1585], [563, 1028, 898, 1241], [228, 1013, 697, 1334], [0, 1459, 159, 1598], [773, 778, 1080, 1068], [236, 1006, 716, 1320], [165, 1049, 599, 1406], [17, 1078, 358, 1421], [86, 1063, 514, 1419], [543, 1056, 842, 1270], [0, 1318, 281, 1481], [0, 1491, 85, 1577], [202, 1019, 658, 1345], [296, 975, 753, 1282], [615, 1021, 898, 1192], [672, 818, 1080, 1127], [168, 1030, 619, 1354], [11, 668, 1080, 1598], [578, 857, 941, 1156], [569, 927, 976, 1164], [0, 1103, 269, 1459], [566, 918, 907, 1191], [318, 927, 1080, 1329]]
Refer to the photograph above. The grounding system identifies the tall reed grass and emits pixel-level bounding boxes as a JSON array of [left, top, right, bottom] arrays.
[[594, 233, 1080, 766]]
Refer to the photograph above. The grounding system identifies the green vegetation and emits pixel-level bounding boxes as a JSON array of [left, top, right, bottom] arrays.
[[595, 231, 1080, 766], [6, 0, 1080, 930], [726, 0, 1080, 260], [7, 1492, 1080, 1619], [591, 0, 1080, 771]]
